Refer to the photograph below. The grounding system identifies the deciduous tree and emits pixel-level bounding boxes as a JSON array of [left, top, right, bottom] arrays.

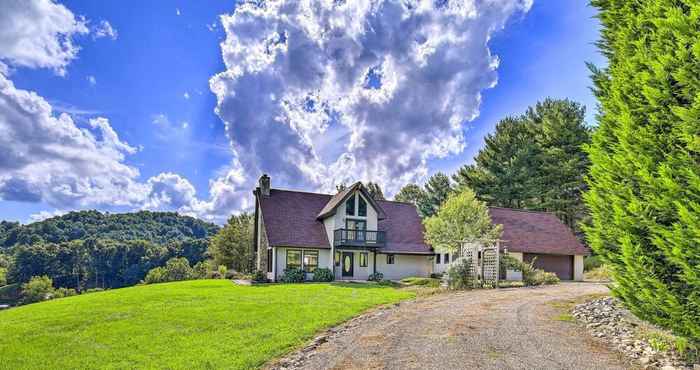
[[208, 213, 254, 273]]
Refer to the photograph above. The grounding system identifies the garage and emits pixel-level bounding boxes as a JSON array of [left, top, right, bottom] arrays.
[[524, 253, 574, 280]]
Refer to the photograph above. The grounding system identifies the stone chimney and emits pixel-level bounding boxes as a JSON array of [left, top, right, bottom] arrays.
[[259, 174, 270, 197]]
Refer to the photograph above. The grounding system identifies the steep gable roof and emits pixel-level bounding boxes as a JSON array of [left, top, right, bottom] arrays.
[[488, 207, 589, 255], [316, 182, 386, 220], [258, 188, 429, 253]]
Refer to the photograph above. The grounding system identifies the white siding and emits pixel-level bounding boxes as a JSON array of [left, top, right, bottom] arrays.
[[274, 247, 331, 281], [376, 254, 432, 280], [574, 254, 584, 281], [334, 249, 375, 280]]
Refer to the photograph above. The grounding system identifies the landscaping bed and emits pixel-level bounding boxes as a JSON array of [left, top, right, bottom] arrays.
[[572, 297, 698, 370]]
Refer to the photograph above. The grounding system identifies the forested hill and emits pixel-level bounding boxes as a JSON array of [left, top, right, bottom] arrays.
[[0, 210, 219, 249]]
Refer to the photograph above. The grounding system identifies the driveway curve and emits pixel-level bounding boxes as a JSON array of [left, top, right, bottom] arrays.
[[276, 283, 628, 370]]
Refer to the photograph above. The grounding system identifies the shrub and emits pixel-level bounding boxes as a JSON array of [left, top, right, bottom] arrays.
[[224, 270, 237, 280], [499, 254, 522, 278], [164, 258, 193, 281], [367, 272, 384, 282], [251, 270, 268, 283], [429, 272, 443, 279], [0, 267, 6, 286], [21, 275, 54, 304], [281, 267, 304, 283], [312, 268, 333, 282], [584, 265, 612, 282], [209, 271, 222, 279], [583, 255, 602, 272], [218, 265, 228, 278], [143, 267, 167, 284], [541, 272, 560, 285], [53, 287, 77, 299], [85, 288, 104, 293], [445, 257, 475, 290], [191, 260, 212, 279]]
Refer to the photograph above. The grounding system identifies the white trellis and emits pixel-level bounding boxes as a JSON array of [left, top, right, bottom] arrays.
[[458, 239, 500, 288]]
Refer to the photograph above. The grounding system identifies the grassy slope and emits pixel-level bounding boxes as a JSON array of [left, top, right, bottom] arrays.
[[0, 280, 414, 369]]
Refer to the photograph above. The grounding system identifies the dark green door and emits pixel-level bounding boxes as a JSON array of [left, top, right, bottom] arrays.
[[342, 252, 354, 277]]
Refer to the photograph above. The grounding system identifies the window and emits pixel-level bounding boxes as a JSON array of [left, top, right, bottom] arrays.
[[444, 253, 449, 264], [335, 251, 341, 266], [386, 254, 395, 264], [286, 250, 301, 269], [345, 195, 355, 215], [267, 249, 273, 272], [303, 250, 318, 273], [360, 252, 368, 267], [358, 196, 367, 217], [436, 254, 441, 264]]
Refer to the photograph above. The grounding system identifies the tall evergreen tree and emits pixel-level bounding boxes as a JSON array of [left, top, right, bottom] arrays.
[[366, 182, 385, 200], [586, 0, 700, 341], [453, 98, 590, 231], [419, 173, 453, 218], [394, 183, 426, 206]]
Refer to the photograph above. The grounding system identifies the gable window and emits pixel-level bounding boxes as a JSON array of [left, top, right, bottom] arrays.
[[386, 254, 395, 264], [345, 195, 355, 215], [358, 196, 367, 217], [303, 250, 318, 273], [444, 253, 450, 264], [267, 249, 273, 272], [436, 254, 441, 264], [335, 251, 341, 266], [287, 250, 301, 269], [359, 252, 368, 267]]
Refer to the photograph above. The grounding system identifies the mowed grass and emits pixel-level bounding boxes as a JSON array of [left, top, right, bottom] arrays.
[[0, 280, 414, 369]]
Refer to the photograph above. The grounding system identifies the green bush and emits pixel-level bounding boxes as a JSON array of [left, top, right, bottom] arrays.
[[54, 287, 78, 299], [586, 0, 700, 340], [583, 255, 602, 272], [251, 270, 268, 283], [312, 268, 334, 282], [429, 272, 443, 279], [21, 276, 54, 304], [217, 265, 228, 278], [191, 260, 212, 279], [0, 267, 6, 286], [499, 254, 522, 277], [281, 267, 305, 283], [367, 272, 384, 282], [445, 257, 475, 290], [143, 267, 167, 284]]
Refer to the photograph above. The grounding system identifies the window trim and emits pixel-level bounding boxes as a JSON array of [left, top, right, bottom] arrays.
[[303, 250, 319, 273], [359, 252, 368, 267], [286, 249, 302, 269], [386, 254, 395, 264]]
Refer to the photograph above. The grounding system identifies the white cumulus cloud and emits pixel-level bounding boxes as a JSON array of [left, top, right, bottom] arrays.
[[0, 0, 89, 75], [208, 0, 531, 210]]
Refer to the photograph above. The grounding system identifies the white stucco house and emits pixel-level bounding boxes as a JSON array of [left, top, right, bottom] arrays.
[[253, 175, 588, 282]]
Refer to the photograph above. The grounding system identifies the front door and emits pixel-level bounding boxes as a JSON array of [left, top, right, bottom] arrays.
[[342, 252, 354, 277]]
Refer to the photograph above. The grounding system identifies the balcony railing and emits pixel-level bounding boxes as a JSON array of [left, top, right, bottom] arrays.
[[333, 228, 386, 247]]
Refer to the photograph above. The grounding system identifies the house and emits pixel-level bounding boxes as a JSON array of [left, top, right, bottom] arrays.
[[253, 175, 589, 282]]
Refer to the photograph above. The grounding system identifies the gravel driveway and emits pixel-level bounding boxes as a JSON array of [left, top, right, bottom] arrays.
[[276, 283, 629, 370]]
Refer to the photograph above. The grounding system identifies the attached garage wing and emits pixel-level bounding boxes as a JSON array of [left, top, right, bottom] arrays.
[[523, 253, 574, 280]]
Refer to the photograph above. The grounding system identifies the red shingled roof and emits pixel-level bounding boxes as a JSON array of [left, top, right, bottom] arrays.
[[488, 207, 589, 255], [258, 188, 432, 254]]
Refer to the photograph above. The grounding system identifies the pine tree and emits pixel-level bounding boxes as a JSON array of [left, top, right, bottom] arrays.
[[586, 0, 700, 341], [394, 183, 426, 205], [366, 182, 385, 200], [419, 173, 453, 218]]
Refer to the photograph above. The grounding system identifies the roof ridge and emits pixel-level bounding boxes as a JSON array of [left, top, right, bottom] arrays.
[[488, 206, 556, 215]]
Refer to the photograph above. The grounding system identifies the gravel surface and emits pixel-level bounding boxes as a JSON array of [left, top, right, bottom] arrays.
[[270, 283, 629, 370]]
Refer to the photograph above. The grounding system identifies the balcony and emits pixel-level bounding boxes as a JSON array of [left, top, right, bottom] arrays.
[[333, 228, 386, 248]]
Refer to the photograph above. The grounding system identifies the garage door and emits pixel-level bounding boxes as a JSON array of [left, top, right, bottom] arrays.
[[523, 253, 573, 280]]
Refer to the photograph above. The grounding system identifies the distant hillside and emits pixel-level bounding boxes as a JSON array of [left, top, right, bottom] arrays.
[[0, 210, 219, 249]]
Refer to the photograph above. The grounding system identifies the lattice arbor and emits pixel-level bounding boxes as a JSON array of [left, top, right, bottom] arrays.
[[459, 240, 500, 288]]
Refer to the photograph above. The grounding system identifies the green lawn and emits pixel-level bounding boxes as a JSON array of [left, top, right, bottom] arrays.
[[0, 280, 414, 369]]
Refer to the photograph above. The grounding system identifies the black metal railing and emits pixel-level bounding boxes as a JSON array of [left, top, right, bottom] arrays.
[[333, 228, 386, 247]]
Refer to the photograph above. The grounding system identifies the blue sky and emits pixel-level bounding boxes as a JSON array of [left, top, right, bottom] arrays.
[[0, 0, 602, 224]]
